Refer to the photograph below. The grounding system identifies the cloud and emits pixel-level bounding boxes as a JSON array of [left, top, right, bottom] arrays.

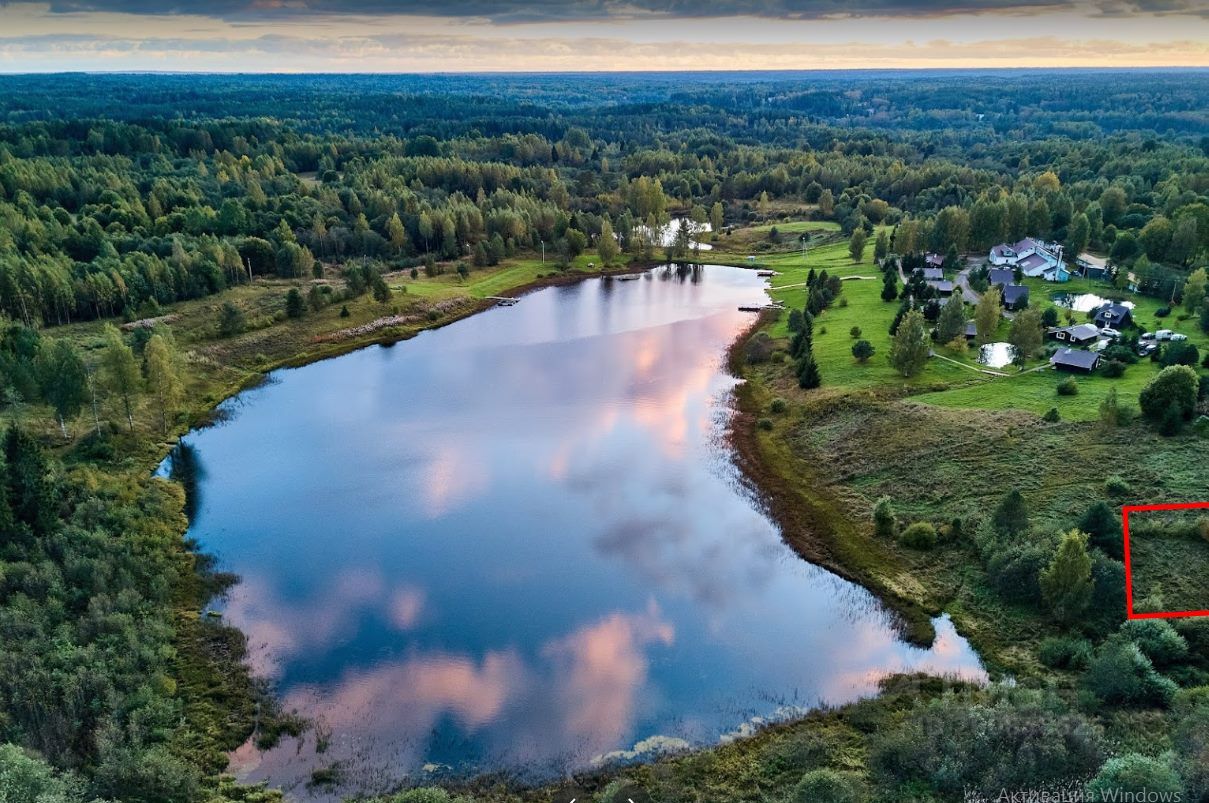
[[4, 29, 1203, 71], [18, 0, 1209, 22]]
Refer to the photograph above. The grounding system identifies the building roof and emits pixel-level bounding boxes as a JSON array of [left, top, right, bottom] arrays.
[[1061, 323, 1101, 341], [1077, 252, 1108, 269], [1051, 349, 1100, 371], [990, 244, 1014, 259], [1017, 253, 1051, 273], [928, 280, 955, 293], [920, 267, 943, 280], [1002, 284, 1029, 305], [925, 253, 945, 267], [988, 268, 1015, 286], [1094, 303, 1132, 321]]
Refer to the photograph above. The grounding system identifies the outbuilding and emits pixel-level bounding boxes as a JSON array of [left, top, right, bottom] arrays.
[[1050, 348, 1100, 373]]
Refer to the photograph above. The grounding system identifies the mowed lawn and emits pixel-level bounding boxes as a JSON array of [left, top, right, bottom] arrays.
[[708, 233, 977, 390], [916, 274, 1209, 421]]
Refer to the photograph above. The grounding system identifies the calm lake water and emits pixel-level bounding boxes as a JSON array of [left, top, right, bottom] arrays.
[[167, 265, 984, 799]]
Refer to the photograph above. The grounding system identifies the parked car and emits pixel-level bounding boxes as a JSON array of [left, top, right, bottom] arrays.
[[1155, 329, 1175, 341], [1136, 342, 1159, 357], [1140, 331, 1156, 341], [1099, 327, 1122, 340], [1169, 332, 1188, 342]]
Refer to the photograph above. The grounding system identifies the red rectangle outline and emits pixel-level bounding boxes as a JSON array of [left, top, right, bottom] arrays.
[[1123, 502, 1209, 620]]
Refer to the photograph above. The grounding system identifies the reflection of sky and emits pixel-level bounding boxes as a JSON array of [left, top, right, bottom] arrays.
[[175, 265, 985, 800]]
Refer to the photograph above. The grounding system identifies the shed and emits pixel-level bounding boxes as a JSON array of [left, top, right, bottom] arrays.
[[1050, 349, 1100, 373]]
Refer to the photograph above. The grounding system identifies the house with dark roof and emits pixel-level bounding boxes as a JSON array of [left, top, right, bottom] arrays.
[[963, 321, 978, 339], [924, 253, 945, 269], [920, 267, 944, 281], [1002, 284, 1030, 311], [928, 280, 955, 295], [1048, 323, 1100, 346], [1093, 303, 1133, 330], [1051, 348, 1100, 373], [988, 268, 1015, 287]]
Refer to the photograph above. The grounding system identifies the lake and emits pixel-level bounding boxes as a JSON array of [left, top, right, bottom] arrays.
[[166, 265, 984, 799]]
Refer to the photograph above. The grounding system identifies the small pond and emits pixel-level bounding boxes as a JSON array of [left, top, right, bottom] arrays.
[[978, 342, 1018, 369], [1051, 292, 1135, 313]]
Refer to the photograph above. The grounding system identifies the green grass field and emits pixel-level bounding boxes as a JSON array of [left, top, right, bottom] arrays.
[[916, 273, 1209, 421]]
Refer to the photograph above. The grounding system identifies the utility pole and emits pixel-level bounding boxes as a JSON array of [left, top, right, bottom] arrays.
[[541, 241, 545, 265]]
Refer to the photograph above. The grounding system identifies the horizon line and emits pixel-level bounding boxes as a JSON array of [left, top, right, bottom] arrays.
[[3, 65, 1209, 77]]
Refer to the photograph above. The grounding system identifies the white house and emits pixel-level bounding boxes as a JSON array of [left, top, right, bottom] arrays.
[[988, 238, 1069, 282]]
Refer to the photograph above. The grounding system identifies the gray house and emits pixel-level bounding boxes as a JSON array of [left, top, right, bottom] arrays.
[[1048, 323, 1100, 346], [988, 268, 1016, 287], [1002, 284, 1030, 310], [1051, 348, 1100, 373]]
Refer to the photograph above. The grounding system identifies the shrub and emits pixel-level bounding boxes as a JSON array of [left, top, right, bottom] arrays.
[[873, 497, 896, 539], [1079, 502, 1123, 558], [1099, 360, 1126, 378], [1102, 344, 1139, 364], [850, 326, 862, 338], [1139, 365, 1198, 423], [1160, 340, 1199, 368], [216, 301, 246, 337], [869, 688, 1104, 798], [1086, 754, 1182, 800], [285, 287, 305, 318], [769, 398, 787, 414], [986, 540, 1049, 605], [1159, 399, 1186, 436], [382, 789, 476, 803], [790, 769, 868, 803], [1155, 306, 1171, 318], [851, 339, 876, 363], [757, 417, 774, 431], [1042, 407, 1060, 422], [1057, 377, 1079, 396], [1039, 636, 1093, 670], [339, 305, 350, 318], [899, 522, 938, 550], [1084, 636, 1178, 707], [1120, 620, 1188, 667], [1104, 475, 1130, 497], [992, 489, 1030, 536], [745, 332, 775, 364]]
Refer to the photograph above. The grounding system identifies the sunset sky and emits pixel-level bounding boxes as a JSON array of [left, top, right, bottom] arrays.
[[0, 1, 1206, 72]]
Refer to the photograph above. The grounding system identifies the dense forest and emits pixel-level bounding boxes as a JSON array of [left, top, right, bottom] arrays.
[[1, 71, 1207, 329], [0, 71, 1208, 803]]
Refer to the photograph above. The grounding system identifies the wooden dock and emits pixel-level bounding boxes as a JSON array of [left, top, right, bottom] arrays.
[[485, 296, 519, 306]]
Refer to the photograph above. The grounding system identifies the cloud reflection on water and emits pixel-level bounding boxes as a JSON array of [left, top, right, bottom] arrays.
[[176, 268, 985, 799]]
